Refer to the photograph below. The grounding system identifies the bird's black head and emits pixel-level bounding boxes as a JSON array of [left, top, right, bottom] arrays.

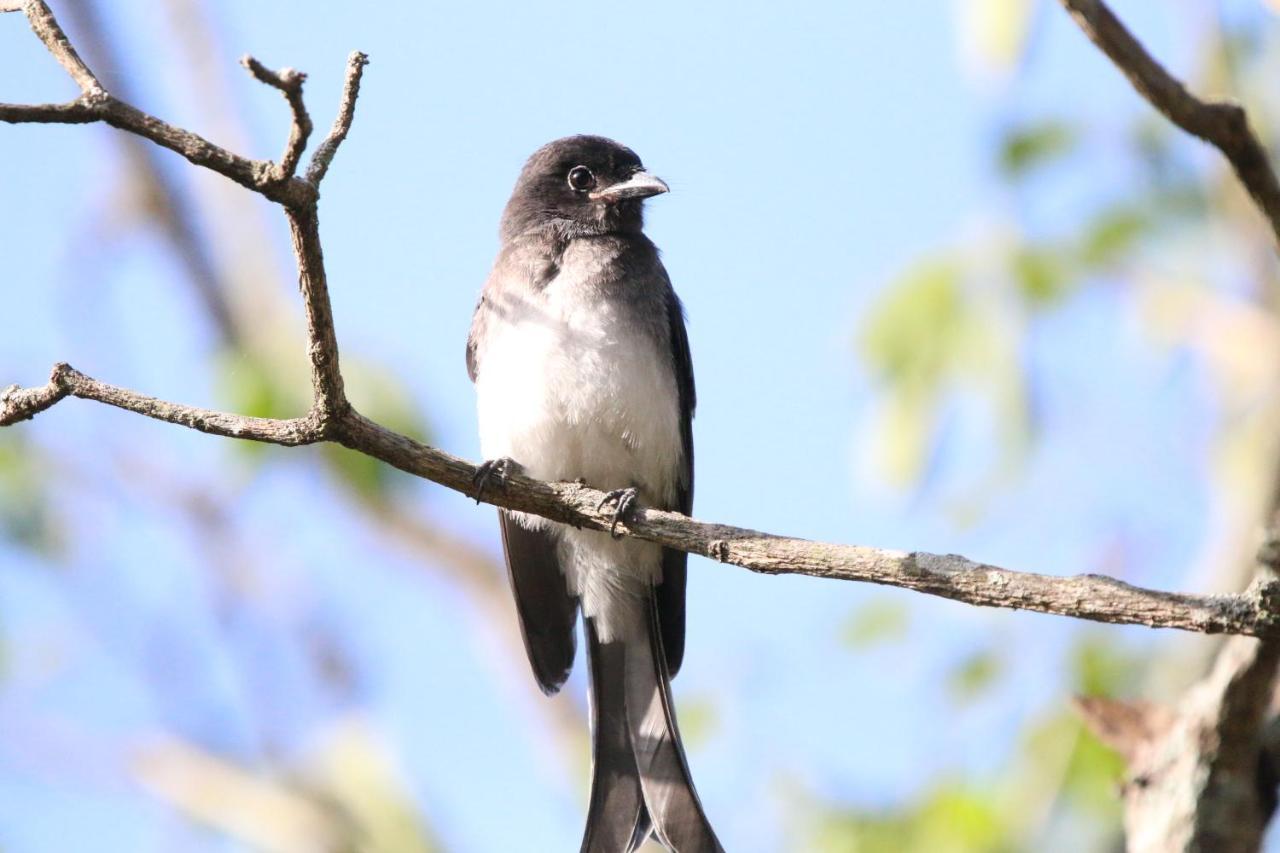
[[499, 135, 668, 242]]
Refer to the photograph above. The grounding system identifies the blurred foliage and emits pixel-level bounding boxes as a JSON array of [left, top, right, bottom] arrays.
[[0, 432, 61, 555], [673, 695, 721, 750], [811, 784, 1015, 853], [946, 649, 1003, 704], [954, 0, 1034, 83], [306, 718, 443, 853], [321, 360, 430, 502], [805, 636, 1137, 850], [841, 599, 911, 649], [859, 256, 1029, 486], [215, 347, 429, 500], [997, 121, 1078, 180], [838, 8, 1280, 853]]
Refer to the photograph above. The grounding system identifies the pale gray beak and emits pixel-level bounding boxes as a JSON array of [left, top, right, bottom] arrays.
[[590, 170, 669, 202]]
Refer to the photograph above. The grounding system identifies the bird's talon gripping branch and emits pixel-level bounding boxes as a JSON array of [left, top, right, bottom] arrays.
[[596, 487, 639, 539], [472, 457, 515, 504]]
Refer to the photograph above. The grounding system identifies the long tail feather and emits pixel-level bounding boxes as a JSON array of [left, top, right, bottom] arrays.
[[581, 594, 722, 853], [582, 619, 647, 852]]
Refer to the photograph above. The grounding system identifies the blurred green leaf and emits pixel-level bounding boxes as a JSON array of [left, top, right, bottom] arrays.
[[672, 696, 720, 748], [1022, 712, 1124, 818], [947, 649, 1004, 703], [1077, 206, 1150, 269], [842, 599, 910, 650], [998, 121, 1077, 180], [812, 783, 1015, 853], [214, 349, 304, 464], [310, 718, 443, 853], [955, 0, 1034, 83], [1011, 246, 1072, 306], [214, 347, 430, 500], [1071, 637, 1141, 697], [0, 434, 60, 554], [215, 350, 301, 421], [861, 259, 966, 391], [324, 362, 431, 501]]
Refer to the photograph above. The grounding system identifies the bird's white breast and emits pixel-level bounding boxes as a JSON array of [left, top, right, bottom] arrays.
[[475, 262, 681, 505], [474, 251, 682, 634]]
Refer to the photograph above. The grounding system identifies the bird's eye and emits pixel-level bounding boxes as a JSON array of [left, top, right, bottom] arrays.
[[567, 165, 595, 192]]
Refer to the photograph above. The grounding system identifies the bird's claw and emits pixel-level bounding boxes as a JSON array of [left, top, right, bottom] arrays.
[[472, 457, 515, 504], [596, 487, 639, 539]]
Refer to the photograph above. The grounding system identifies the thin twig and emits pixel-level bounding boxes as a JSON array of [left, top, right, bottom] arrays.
[[240, 55, 312, 181], [0, 364, 317, 443], [22, 0, 102, 94], [0, 5, 315, 207], [306, 51, 368, 185]]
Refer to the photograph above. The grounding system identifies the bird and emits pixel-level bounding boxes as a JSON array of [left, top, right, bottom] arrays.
[[467, 135, 723, 852]]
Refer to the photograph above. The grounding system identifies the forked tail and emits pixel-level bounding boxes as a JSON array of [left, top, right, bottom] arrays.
[[580, 593, 723, 853]]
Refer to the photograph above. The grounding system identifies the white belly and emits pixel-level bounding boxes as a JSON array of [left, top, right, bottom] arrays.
[[473, 273, 682, 636], [475, 280, 680, 505]]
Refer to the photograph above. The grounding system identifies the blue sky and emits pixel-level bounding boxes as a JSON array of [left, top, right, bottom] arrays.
[[0, 1, 1260, 850]]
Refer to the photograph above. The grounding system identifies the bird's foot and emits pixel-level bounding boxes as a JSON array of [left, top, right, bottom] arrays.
[[472, 457, 516, 504], [596, 487, 639, 539]]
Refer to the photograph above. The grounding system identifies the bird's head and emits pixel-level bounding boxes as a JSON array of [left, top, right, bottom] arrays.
[[500, 135, 668, 242]]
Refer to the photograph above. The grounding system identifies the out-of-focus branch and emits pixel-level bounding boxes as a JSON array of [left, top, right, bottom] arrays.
[[1059, 0, 1280, 244], [57, 0, 242, 345], [133, 735, 349, 853]]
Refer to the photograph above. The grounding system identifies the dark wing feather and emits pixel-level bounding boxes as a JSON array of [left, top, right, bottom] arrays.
[[657, 291, 695, 677], [499, 510, 579, 695], [466, 294, 485, 382]]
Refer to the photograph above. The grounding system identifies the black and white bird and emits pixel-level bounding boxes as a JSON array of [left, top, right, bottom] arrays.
[[467, 136, 723, 852]]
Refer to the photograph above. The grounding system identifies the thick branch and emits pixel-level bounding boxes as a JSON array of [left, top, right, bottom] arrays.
[[1059, 0, 1280, 245]]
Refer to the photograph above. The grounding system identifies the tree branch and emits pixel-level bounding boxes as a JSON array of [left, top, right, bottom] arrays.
[[5, 0, 1280, 648], [18, 0, 102, 95], [239, 55, 312, 182], [0, 0, 314, 207], [1059, 0, 1280, 245], [306, 51, 368, 185], [4, 361, 1280, 639], [1076, 527, 1280, 851]]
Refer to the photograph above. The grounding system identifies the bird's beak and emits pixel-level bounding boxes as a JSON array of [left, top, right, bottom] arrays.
[[590, 170, 669, 202]]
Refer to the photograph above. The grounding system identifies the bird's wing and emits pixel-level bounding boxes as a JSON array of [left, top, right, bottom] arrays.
[[499, 510, 579, 695], [657, 289, 696, 677], [465, 293, 485, 382]]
